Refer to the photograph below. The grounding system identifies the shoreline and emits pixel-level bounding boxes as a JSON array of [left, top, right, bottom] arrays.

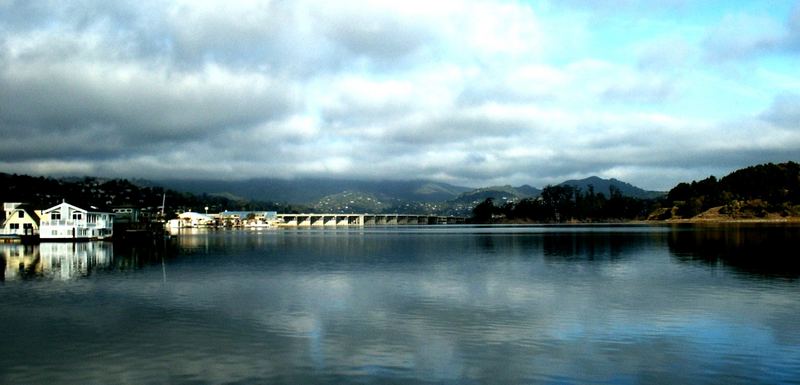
[[492, 216, 800, 225]]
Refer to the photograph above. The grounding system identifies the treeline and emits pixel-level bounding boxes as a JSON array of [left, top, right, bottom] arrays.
[[0, 173, 293, 219], [472, 161, 800, 223], [472, 185, 653, 223], [664, 161, 800, 218]]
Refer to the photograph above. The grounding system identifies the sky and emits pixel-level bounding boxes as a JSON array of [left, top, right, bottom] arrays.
[[1, 0, 799, 191]]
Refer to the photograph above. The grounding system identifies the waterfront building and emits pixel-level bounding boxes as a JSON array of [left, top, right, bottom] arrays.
[[1, 202, 41, 237], [220, 210, 279, 227], [39, 202, 114, 240], [175, 211, 215, 228], [112, 206, 142, 224]]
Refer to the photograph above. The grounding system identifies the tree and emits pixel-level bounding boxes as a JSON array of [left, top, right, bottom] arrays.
[[472, 198, 498, 223]]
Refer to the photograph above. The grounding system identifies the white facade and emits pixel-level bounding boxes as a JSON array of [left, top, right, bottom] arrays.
[[40, 202, 114, 240], [220, 211, 279, 227], [1, 202, 40, 236], [176, 212, 215, 227]]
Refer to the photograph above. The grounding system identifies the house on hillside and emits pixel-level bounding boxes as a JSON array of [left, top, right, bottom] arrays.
[[2, 202, 41, 237], [39, 202, 114, 240]]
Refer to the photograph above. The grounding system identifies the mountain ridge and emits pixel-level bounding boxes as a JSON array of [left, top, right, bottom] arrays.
[[152, 176, 662, 206], [558, 176, 664, 200], [150, 178, 472, 204]]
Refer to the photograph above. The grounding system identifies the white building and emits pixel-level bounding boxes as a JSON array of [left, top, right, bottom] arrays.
[[2, 202, 41, 237], [175, 211, 215, 228], [220, 211, 279, 227], [39, 202, 114, 240]]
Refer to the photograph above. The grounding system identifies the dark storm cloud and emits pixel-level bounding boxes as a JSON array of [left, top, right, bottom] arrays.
[[0, 1, 298, 164], [0, 58, 296, 161]]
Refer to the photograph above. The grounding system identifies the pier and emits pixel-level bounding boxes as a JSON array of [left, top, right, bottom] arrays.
[[276, 214, 465, 227]]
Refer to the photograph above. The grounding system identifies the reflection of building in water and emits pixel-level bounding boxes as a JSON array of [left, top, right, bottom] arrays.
[[1, 244, 40, 280], [39, 243, 113, 279], [1, 242, 113, 280]]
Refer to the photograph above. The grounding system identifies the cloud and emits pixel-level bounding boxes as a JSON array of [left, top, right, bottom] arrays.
[[556, 0, 688, 13], [636, 37, 699, 71], [760, 93, 800, 128], [702, 5, 800, 61], [788, 3, 800, 49], [0, 0, 799, 191], [703, 13, 785, 60]]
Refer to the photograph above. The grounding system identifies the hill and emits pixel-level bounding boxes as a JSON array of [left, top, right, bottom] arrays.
[[0, 173, 286, 218], [312, 191, 394, 213], [664, 161, 800, 219], [451, 185, 540, 204], [153, 178, 471, 204], [558, 176, 664, 199]]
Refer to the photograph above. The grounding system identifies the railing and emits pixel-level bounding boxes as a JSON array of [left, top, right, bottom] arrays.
[[41, 220, 110, 227], [41, 220, 77, 226]]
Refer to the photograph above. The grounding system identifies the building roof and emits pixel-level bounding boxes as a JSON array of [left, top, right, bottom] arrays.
[[220, 211, 277, 218], [42, 201, 114, 215], [178, 212, 214, 220], [19, 204, 40, 226], [1, 203, 40, 227]]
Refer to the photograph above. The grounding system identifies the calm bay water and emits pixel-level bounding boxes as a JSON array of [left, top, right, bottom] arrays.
[[1, 225, 799, 384]]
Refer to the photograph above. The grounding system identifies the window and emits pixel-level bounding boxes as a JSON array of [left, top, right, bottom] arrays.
[[73, 213, 82, 220], [23, 224, 32, 230], [10, 223, 19, 230], [51, 212, 61, 220], [18, 211, 24, 218]]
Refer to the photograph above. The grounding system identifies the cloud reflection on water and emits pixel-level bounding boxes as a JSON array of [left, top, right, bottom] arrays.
[[1, 226, 799, 384]]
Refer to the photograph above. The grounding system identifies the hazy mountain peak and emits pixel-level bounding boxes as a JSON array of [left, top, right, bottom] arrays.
[[558, 176, 664, 199]]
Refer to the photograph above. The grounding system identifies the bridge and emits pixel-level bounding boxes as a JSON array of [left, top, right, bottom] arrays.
[[276, 214, 466, 227]]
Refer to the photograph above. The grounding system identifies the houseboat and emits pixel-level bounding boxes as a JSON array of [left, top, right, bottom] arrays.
[[2, 202, 41, 239], [39, 202, 114, 241]]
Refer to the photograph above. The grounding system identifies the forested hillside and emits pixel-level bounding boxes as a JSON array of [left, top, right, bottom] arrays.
[[0, 173, 287, 219], [663, 161, 800, 219], [472, 161, 800, 223], [472, 184, 652, 223]]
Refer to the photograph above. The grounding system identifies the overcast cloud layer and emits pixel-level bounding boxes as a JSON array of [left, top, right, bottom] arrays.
[[1, 0, 799, 190]]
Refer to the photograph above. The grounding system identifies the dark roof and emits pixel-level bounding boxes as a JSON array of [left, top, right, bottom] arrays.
[[4, 204, 41, 227], [18, 204, 41, 226]]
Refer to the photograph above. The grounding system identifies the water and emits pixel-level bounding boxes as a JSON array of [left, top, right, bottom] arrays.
[[1, 224, 799, 384]]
